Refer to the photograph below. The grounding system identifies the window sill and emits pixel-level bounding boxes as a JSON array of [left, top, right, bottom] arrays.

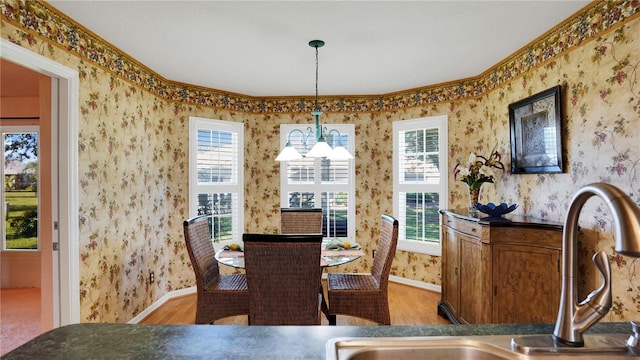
[[397, 239, 441, 257]]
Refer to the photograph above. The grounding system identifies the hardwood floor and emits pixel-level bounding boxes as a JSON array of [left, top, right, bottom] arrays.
[[139, 281, 451, 326]]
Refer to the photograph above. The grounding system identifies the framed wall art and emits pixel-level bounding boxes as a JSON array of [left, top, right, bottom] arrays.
[[509, 85, 564, 174]]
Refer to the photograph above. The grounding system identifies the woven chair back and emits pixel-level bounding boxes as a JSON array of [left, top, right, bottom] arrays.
[[280, 208, 323, 234], [243, 233, 323, 325], [370, 214, 399, 286], [183, 215, 220, 289]]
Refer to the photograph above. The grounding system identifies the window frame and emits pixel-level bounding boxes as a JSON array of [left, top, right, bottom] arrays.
[[278, 123, 356, 241], [188, 117, 244, 246], [2, 125, 41, 251], [393, 115, 448, 256]]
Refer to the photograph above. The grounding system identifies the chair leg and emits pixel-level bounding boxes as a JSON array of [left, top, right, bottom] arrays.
[[320, 283, 337, 325]]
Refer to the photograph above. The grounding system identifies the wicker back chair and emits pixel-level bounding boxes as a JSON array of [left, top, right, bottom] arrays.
[[280, 208, 323, 234], [327, 214, 399, 325], [243, 233, 323, 325], [183, 215, 249, 324]]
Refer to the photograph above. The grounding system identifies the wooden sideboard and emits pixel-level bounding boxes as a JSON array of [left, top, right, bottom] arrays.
[[438, 209, 563, 324]]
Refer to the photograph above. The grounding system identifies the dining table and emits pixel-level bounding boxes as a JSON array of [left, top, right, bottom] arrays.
[[215, 239, 364, 325], [215, 240, 364, 269]]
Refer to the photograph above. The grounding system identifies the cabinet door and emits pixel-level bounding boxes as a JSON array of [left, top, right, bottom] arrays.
[[492, 244, 560, 323], [458, 234, 483, 324], [440, 227, 459, 317]]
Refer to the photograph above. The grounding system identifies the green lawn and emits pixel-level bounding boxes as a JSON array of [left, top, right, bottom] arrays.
[[211, 215, 233, 242], [405, 207, 440, 241], [4, 191, 38, 249]]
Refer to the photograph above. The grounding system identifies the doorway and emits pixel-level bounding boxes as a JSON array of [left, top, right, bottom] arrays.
[[1, 62, 54, 355], [0, 39, 80, 354]]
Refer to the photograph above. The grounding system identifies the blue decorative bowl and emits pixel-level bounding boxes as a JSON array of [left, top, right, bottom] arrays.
[[474, 202, 518, 218]]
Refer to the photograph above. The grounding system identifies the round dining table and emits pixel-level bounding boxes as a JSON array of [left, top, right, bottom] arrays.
[[214, 240, 364, 269]]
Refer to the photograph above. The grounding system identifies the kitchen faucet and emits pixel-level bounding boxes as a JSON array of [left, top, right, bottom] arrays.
[[552, 183, 640, 347], [512, 183, 640, 354]]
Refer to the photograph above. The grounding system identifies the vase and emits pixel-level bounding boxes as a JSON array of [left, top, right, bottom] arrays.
[[467, 185, 481, 218]]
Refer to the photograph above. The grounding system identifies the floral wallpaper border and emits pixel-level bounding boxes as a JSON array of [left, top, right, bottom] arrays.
[[1, 0, 638, 113]]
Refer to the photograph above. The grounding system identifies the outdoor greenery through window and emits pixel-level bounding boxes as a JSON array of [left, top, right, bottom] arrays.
[[393, 116, 447, 255], [3, 128, 39, 250], [189, 117, 243, 244], [279, 124, 355, 240]]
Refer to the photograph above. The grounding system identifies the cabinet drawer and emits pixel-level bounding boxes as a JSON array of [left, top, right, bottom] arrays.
[[490, 227, 562, 249], [443, 215, 482, 238]]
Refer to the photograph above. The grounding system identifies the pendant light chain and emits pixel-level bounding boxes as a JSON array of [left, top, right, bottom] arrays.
[[314, 43, 320, 112]]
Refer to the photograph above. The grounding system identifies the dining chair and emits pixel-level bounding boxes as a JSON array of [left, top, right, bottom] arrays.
[[327, 214, 399, 325], [243, 233, 323, 325], [280, 207, 323, 234], [183, 215, 249, 324]]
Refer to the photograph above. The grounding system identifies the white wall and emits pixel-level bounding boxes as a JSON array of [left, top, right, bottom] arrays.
[[1, 251, 41, 288]]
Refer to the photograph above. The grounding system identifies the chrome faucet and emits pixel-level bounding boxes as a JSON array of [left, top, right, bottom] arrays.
[[552, 183, 640, 347]]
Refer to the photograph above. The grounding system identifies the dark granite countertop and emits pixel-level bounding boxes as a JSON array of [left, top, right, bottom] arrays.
[[2, 322, 633, 359]]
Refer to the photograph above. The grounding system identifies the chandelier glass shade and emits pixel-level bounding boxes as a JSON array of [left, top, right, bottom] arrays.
[[275, 40, 354, 162]]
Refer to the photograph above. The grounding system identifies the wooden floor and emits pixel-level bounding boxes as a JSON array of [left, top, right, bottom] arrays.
[[140, 281, 451, 326]]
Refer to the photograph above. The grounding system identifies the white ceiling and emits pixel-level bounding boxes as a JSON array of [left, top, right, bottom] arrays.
[[42, 1, 590, 97]]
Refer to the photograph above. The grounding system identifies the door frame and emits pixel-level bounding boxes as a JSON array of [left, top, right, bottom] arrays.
[[1, 39, 80, 325]]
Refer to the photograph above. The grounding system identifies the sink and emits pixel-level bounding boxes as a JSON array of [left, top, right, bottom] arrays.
[[326, 334, 637, 360], [326, 336, 516, 360]]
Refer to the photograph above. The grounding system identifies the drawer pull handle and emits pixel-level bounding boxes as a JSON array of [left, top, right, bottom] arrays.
[[471, 228, 476, 232]]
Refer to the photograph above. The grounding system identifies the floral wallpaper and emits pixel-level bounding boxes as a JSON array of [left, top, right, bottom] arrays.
[[2, 0, 639, 322]]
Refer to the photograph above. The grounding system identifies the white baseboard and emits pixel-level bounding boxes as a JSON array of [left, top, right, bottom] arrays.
[[129, 276, 440, 324], [128, 286, 196, 324], [389, 275, 441, 293]]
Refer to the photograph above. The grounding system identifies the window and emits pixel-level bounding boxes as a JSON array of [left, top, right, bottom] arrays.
[[2, 127, 40, 250], [393, 115, 448, 256], [189, 117, 243, 245], [279, 124, 355, 240]]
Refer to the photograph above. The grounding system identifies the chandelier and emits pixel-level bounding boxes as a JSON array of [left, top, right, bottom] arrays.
[[275, 40, 353, 161]]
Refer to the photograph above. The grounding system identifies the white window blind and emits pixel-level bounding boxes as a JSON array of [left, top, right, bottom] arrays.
[[189, 117, 243, 244], [393, 115, 448, 256], [279, 124, 355, 240]]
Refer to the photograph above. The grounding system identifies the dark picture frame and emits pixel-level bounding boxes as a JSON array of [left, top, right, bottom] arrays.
[[509, 85, 564, 174]]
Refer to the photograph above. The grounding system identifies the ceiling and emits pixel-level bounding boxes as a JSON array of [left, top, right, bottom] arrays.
[[12, 1, 591, 97]]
